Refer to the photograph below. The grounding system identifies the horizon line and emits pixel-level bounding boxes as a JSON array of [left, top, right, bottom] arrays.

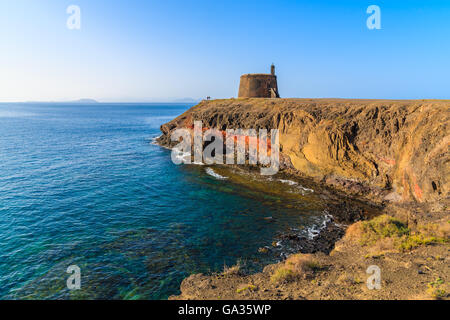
[[1, 97, 449, 104]]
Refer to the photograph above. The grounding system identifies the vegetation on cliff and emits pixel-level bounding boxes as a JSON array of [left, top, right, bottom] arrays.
[[171, 204, 449, 300]]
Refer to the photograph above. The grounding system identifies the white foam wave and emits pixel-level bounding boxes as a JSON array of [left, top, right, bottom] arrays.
[[279, 179, 297, 186], [205, 167, 227, 180], [172, 147, 191, 163], [306, 214, 333, 240], [298, 186, 314, 193], [279, 179, 314, 194], [149, 134, 162, 145]]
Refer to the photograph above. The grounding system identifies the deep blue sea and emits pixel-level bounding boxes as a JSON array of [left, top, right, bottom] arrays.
[[0, 103, 329, 300]]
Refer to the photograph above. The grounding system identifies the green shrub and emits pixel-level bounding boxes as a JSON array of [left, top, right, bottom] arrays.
[[271, 268, 295, 283], [358, 214, 447, 252], [360, 215, 409, 246], [427, 278, 447, 299], [236, 284, 257, 294], [398, 234, 446, 251]]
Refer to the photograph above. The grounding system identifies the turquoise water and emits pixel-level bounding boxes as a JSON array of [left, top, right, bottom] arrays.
[[0, 103, 328, 300]]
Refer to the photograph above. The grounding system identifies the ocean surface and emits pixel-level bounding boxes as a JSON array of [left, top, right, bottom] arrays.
[[0, 103, 330, 300]]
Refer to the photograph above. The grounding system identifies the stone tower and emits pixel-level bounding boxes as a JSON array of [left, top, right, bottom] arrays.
[[238, 65, 280, 98]]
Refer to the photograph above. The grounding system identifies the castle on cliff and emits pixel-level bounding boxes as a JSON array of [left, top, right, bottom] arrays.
[[238, 64, 280, 98]]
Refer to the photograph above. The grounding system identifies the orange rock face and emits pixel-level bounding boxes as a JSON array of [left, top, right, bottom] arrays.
[[159, 98, 450, 203]]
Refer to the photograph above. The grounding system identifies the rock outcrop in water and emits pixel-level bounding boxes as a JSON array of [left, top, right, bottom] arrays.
[[158, 98, 449, 204]]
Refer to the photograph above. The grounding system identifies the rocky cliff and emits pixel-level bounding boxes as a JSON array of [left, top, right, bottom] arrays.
[[158, 98, 450, 300], [159, 98, 449, 203]]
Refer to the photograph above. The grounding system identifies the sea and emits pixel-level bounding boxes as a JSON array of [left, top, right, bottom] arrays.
[[0, 103, 332, 299]]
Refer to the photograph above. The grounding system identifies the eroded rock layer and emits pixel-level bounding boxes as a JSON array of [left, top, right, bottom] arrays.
[[158, 98, 449, 203]]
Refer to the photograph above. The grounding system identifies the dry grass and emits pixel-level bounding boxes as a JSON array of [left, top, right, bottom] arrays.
[[346, 214, 448, 252], [270, 268, 296, 284], [285, 253, 323, 272], [222, 260, 242, 276], [419, 222, 450, 239], [271, 253, 323, 284]]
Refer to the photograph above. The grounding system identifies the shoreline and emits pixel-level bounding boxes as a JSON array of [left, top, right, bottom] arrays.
[[152, 137, 383, 254], [153, 139, 386, 295], [169, 200, 448, 300]]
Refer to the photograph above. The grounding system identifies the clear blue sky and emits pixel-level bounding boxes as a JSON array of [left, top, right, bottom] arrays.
[[0, 0, 449, 102]]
